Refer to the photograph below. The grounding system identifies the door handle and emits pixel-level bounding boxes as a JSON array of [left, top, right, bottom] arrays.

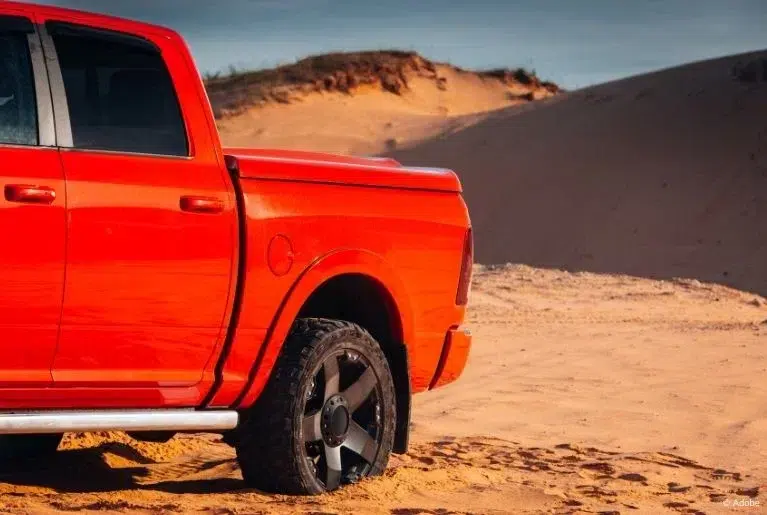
[[4, 184, 57, 205], [180, 195, 225, 214]]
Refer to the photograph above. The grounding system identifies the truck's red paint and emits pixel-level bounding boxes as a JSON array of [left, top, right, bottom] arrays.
[[0, 1, 472, 411], [0, 147, 66, 389]]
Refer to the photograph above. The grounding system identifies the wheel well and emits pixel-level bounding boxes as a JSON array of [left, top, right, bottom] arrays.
[[297, 274, 411, 454]]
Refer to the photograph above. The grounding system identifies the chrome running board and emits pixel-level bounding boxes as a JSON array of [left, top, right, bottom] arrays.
[[0, 409, 238, 434]]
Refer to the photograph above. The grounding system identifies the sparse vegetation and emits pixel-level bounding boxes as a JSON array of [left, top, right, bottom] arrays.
[[204, 50, 559, 119]]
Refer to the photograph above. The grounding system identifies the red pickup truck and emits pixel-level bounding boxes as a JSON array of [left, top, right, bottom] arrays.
[[0, 2, 472, 494]]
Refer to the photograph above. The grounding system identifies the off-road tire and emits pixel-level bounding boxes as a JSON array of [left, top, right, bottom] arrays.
[[235, 318, 397, 494]]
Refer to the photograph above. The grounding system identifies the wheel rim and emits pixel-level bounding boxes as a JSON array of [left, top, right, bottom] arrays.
[[301, 348, 384, 490]]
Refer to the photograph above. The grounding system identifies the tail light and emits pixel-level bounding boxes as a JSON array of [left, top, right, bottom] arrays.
[[456, 227, 473, 305]]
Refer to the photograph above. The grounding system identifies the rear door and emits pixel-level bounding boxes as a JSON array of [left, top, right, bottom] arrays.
[[0, 11, 65, 388], [39, 18, 237, 396]]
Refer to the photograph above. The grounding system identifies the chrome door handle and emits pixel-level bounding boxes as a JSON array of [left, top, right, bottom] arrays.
[[4, 184, 57, 205], [180, 195, 224, 214]]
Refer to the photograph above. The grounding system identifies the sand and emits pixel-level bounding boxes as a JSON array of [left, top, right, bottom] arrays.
[[1, 51, 765, 513], [391, 50, 767, 297], [0, 265, 764, 513], [217, 64, 546, 156]]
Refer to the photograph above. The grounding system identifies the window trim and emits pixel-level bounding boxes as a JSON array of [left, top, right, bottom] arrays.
[[28, 31, 55, 146], [39, 20, 192, 160], [0, 16, 56, 148], [0, 15, 33, 34], [46, 21, 159, 54], [38, 21, 72, 147]]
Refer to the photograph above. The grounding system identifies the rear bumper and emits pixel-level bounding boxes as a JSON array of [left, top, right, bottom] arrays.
[[429, 326, 472, 389]]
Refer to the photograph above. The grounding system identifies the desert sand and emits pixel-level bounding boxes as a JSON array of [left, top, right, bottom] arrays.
[[0, 265, 764, 513], [1, 52, 766, 513], [215, 55, 555, 156], [391, 50, 767, 297]]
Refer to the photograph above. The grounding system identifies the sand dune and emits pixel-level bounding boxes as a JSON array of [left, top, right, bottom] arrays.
[[217, 59, 556, 155], [391, 50, 767, 296]]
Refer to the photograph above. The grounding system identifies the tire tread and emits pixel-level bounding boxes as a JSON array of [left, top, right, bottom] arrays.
[[235, 318, 395, 494]]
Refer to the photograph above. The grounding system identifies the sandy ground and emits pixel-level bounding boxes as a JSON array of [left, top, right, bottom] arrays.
[[1, 265, 764, 514]]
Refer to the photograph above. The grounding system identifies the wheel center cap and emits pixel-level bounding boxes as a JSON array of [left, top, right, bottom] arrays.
[[330, 405, 349, 436], [321, 394, 350, 445]]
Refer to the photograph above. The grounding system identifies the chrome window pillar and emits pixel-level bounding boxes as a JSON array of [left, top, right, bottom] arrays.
[[36, 22, 72, 148], [27, 29, 56, 147]]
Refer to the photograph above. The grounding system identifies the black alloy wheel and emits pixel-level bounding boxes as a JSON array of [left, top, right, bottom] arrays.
[[301, 346, 385, 489], [235, 318, 397, 495]]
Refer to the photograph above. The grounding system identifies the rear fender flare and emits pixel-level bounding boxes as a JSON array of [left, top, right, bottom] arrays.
[[234, 249, 415, 409]]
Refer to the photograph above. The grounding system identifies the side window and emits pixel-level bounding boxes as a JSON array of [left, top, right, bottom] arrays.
[[0, 23, 38, 146], [49, 23, 188, 156]]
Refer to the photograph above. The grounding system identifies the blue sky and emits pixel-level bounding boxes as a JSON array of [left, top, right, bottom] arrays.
[[30, 0, 767, 89]]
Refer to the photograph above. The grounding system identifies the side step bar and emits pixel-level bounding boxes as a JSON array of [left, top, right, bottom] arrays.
[[0, 409, 238, 435]]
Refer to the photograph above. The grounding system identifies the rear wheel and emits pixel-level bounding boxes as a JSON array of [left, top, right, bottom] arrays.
[[0, 433, 63, 462], [235, 318, 396, 494]]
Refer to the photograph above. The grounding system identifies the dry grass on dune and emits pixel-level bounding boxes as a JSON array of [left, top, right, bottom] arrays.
[[205, 50, 558, 118]]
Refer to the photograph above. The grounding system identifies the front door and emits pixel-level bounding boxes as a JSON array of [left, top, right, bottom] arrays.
[[41, 19, 237, 394], [0, 12, 65, 388]]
